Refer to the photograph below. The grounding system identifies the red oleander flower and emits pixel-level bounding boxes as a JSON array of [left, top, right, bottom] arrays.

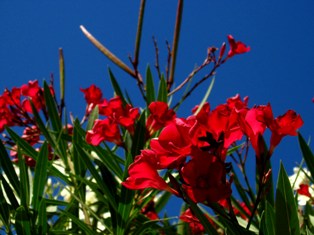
[[0, 96, 15, 132], [155, 118, 192, 158], [2, 87, 21, 106], [189, 95, 248, 154], [141, 199, 159, 220], [181, 153, 232, 203], [146, 101, 176, 136], [80, 84, 103, 104], [80, 84, 103, 113], [122, 150, 178, 195], [269, 110, 303, 153], [10, 144, 55, 167], [180, 208, 206, 234], [20, 80, 45, 112], [238, 104, 273, 157], [99, 96, 139, 134], [150, 138, 187, 169], [227, 35, 250, 58], [21, 125, 41, 145], [86, 119, 122, 146], [297, 184, 312, 198]]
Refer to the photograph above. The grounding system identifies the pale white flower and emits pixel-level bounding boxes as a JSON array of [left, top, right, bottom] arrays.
[[289, 167, 314, 206], [289, 167, 311, 190]]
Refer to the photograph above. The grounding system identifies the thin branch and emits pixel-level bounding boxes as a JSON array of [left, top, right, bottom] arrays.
[[152, 37, 162, 80], [171, 64, 218, 110], [168, 0, 184, 91], [168, 58, 211, 96], [166, 40, 172, 82], [80, 25, 137, 78], [133, 0, 146, 68]]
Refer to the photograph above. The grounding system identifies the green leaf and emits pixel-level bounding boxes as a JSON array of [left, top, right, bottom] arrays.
[[154, 191, 172, 213], [0, 183, 10, 228], [231, 168, 253, 209], [260, 201, 275, 235], [15, 206, 31, 235], [0, 138, 20, 196], [131, 111, 147, 157], [72, 119, 87, 178], [18, 149, 30, 208], [298, 133, 314, 179], [37, 199, 48, 235], [146, 65, 155, 105], [185, 197, 219, 235], [116, 151, 135, 235], [29, 100, 56, 148], [44, 81, 62, 132], [73, 119, 124, 179], [0, 174, 19, 209], [31, 91, 68, 161], [59, 209, 95, 234], [32, 142, 48, 213], [108, 68, 127, 105], [75, 144, 118, 210], [275, 162, 300, 235], [6, 127, 38, 161], [157, 75, 167, 102], [194, 76, 215, 115], [86, 105, 99, 131]]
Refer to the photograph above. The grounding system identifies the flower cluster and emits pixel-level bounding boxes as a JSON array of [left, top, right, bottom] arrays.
[[0, 80, 57, 166], [81, 85, 140, 146], [122, 94, 303, 205], [0, 80, 53, 132]]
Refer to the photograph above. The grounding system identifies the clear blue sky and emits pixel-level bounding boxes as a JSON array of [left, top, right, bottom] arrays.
[[1, 1, 314, 217]]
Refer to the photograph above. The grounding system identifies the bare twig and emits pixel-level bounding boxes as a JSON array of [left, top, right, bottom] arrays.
[[166, 41, 172, 82], [152, 37, 162, 80], [168, 0, 184, 91], [168, 58, 211, 96], [171, 64, 218, 110]]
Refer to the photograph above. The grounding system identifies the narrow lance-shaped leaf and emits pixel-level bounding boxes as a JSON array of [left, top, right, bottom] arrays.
[[275, 162, 300, 235], [0, 138, 20, 196], [194, 76, 215, 115], [32, 142, 48, 213], [157, 75, 167, 102], [86, 105, 99, 131], [0, 182, 10, 228], [17, 148, 30, 208], [146, 65, 155, 106], [298, 133, 314, 179], [131, 111, 147, 157], [260, 200, 275, 235], [75, 144, 118, 210], [37, 199, 48, 235], [0, 174, 19, 209], [43, 81, 62, 132], [15, 206, 31, 235], [60, 209, 95, 234], [116, 151, 135, 235], [185, 196, 219, 235], [108, 68, 127, 105]]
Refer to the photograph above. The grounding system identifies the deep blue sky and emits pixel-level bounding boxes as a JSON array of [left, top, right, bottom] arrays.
[[1, 1, 314, 217]]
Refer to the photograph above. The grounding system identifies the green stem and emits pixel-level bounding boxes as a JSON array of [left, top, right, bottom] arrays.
[[80, 25, 136, 78], [59, 48, 65, 115]]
